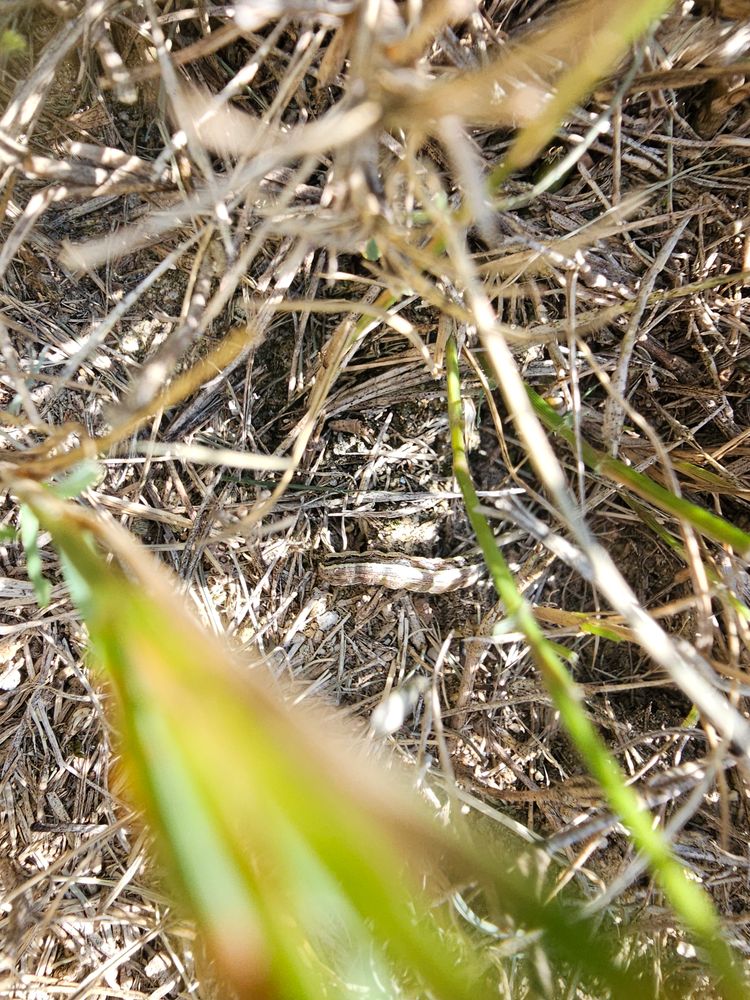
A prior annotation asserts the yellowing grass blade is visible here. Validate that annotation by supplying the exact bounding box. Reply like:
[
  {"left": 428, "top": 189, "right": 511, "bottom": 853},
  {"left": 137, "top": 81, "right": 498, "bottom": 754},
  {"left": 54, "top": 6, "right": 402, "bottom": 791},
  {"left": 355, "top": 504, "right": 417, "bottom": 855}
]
[
  {"left": 382, "top": 0, "right": 674, "bottom": 189},
  {"left": 497, "top": 0, "right": 675, "bottom": 180}
]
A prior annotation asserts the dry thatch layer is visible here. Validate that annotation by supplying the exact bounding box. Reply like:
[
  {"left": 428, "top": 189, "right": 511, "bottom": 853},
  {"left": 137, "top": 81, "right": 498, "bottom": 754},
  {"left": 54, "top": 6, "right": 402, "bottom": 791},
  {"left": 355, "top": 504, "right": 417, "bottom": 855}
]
[{"left": 1, "top": 1, "right": 750, "bottom": 996}]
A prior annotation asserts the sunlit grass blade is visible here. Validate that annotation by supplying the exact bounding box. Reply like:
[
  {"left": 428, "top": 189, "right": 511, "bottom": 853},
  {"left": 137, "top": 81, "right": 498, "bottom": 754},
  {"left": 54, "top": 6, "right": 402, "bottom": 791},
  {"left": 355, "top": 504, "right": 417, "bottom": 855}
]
[{"left": 13, "top": 327, "right": 253, "bottom": 479}]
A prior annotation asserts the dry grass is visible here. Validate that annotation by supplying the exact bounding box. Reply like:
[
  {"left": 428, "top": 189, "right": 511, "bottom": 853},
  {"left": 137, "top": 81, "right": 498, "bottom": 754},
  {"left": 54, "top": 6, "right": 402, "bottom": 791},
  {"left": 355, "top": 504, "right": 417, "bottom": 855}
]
[{"left": 2, "top": 0, "right": 750, "bottom": 996}]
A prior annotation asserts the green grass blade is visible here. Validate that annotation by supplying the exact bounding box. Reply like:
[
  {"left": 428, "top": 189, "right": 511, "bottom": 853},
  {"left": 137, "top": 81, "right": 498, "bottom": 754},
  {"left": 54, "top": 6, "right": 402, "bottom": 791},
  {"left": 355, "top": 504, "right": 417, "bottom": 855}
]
[
  {"left": 446, "top": 336, "right": 745, "bottom": 999},
  {"left": 528, "top": 386, "right": 750, "bottom": 557}
]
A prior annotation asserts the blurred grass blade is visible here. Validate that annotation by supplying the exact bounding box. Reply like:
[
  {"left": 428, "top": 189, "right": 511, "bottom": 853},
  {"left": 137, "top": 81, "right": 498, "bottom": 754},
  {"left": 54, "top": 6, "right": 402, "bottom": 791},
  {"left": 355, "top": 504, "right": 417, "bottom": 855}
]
[
  {"left": 381, "top": 0, "right": 673, "bottom": 198},
  {"left": 15, "top": 480, "right": 487, "bottom": 999},
  {"left": 12, "top": 478, "right": 674, "bottom": 998},
  {"left": 494, "top": 0, "right": 674, "bottom": 183},
  {"left": 19, "top": 504, "right": 51, "bottom": 607},
  {"left": 49, "top": 460, "right": 104, "bottom": 499}
]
